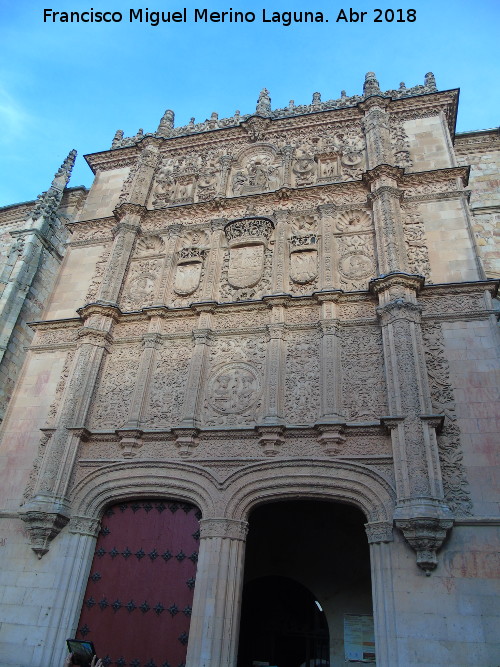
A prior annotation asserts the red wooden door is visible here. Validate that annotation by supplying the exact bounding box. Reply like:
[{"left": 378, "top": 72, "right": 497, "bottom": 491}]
[{"left": 77, "top": 500, "right": 200, "bottom": 667}]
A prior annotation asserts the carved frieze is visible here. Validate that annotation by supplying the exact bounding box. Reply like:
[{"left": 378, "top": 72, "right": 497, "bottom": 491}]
[{"left": 230, "top": 146, "right": 281, "bottom": 196}]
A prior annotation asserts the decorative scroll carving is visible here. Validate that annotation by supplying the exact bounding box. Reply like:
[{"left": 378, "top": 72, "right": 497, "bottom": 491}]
[
  {"left": 401, "top": 203, "right": 432, "bottom": 281},
  {"left": 285, "top": 331, "right": 320, "bottom": 425},
  {"left": 144, "top": 340, "right": 193, "bottom": 427},
  {"left": 341, "top": 326, "right": 387, "bottom": 420},
  {"left": 89, "top": 345, "right": 142, "bottom": 429},
  {"left": 84, "top": 248, "right": 111, "bottom": 303},
  {"left": 421, "top": 323, "right": 473, "bottom": 516}
]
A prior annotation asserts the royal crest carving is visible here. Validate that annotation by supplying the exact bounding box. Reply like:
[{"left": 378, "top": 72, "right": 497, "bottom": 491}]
[{"left": 289, "top": 234, "right": 318, "bottom": 285}]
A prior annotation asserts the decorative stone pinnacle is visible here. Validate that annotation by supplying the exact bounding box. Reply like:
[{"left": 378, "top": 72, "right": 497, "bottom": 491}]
[
  {"left": 29, "top": 149, "right": 77, "bottom": 221},
  {"left": 157, "top": 109, "right": 175, "bottom": 136},
  {"left": 424, "top": 72, "right": 437, "bottom": 90},
  {"left": 363, "top": 71, "right": 381, "bottom": 97},
  {"left": 256, "top": 88, "right": 272, "bottom": 116},
  {"left": 52, "top": 149, "right": 77, "bottom": 190}
]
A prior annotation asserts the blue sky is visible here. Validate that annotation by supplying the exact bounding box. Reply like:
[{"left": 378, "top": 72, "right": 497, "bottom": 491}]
[{"left": 0, "top": 0, "right": 499, "bottom": 205}]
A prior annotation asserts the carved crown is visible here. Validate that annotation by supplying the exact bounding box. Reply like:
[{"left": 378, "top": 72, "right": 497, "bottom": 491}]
[{"left": 224, "top": 217, "right": 274, "bottom": 247}]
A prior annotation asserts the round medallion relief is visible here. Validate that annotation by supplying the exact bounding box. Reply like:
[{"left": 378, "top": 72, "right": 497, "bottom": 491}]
[
  {"left": 339, "top": 252, "right": 374, "bottom": 279},
  {"left": 207, "top": 363, "right": 261, "bottom": 414}
]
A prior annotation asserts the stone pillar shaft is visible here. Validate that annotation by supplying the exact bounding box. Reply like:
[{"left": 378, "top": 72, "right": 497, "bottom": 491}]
[
  {"left": 372, "top": 274, "right": 453, "bottom": 572},
  {"left": 186, "top": 518, "right": 248, "bottom": 667}
]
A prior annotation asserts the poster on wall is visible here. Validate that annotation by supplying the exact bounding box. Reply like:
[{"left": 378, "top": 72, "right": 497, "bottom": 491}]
[{"left": 344, "top": 614, "right": 376, "bottom": 663}]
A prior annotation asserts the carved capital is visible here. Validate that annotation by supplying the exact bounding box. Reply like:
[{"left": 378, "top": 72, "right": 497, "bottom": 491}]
[
  {"left": 315, "top": 423, "right": 346, "bottom": 456},
  {"left": 76, "top": 326, "right": 113, "bottom": 348},
  {"left": 68, "top": 515, "right": 101, "bottom": 538},
  {"left": 142, "top": 332, "right": 163, "bottom": 349},
  {"left": 362, "top": 164, "right": 404, "bottom": 186},
  {"left": 369, "top": 272, "right": 424, "bottom": 296},
  {"left": 77, "top": 302, "right": 122, "bottom": 322},
  {"left": 358, "top": 96, "right": 391, "bottom": 112},
  {"left": 364, "top": 521, "right": 394, "bottom": 544},
  {"left": 376, "top": 299, "right": 423, "bottom": 324},
  {"left": 256, "top": 426, "right": 286, "bottom": 457},
  {"left": 116, "top": 429, "right": 144, "bottom": 458},
  {"left": 200, "top": 518, "right": 249, "bottom": 541},
  {"left": 113, "top": 203, "right": 146, "bottom": 223},
  {"left": 172, "top": 428, "right": 200, "bottom": 457}
]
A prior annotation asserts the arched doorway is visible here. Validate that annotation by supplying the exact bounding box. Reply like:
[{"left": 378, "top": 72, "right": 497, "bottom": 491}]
[
  {"left": 76, "top": 499, "right": 201, "bottom": 667},
  {"left": 238, "top": 500, "right": 373, "bottom": 667}
]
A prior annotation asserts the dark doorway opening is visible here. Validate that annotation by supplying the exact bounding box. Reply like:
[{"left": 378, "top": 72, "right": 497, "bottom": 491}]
[
  {"left": 238, "top": 500, "right": 372, "bottom": 667},
  {"left": 238, "top": 575, "right": 329, "bottom": 667}
]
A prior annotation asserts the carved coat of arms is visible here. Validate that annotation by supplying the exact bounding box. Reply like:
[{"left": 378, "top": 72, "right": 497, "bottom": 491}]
[
  {"left": 228, "top": 243, "right": 265, "bottom": 289},
  {"left": 174, "top": 261, "right": 203, "bottom": 295}
]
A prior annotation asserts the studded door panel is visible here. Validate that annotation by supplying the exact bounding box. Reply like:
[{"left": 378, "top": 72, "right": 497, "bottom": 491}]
[{"left": 77, "top": 500, "right": 200, "bottom": 667}]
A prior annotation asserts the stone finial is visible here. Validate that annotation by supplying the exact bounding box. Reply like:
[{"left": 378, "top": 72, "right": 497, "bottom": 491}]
[
  {"left": 256, "top": 88, "right": 271, "bottom": 116},
  {"left": 340, "top": 90, "right": 347, "bottom": 99},
  {"left": 424, "top": 72, "right": 437, "bottom": 90},
  {"left": 157, "top": 109, "right": 175, "bottom": 136},
  {"left": 112, "top": 129, "right": 124, "bottom": 148},
  {"left": 312, "top": 92, "right": 321, "bottom": 105},
  {"left": 210, "top": 111, "right": 218, "bottom": 120},
  {"left": 399, "top": 82, "right": 406, "bottom": 91},
  {"left": 363, "top": 71, "right": 381, "bottom": 97}
]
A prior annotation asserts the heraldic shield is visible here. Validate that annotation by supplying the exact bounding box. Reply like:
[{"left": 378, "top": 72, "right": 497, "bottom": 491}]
[
  {"left": 174, "top": 259, "right": 203, "bottom": 295},
  {"left": 228, "top": 243, "right": 265, "bottom": 289},
  {"left": 290, "top": 248, "right": 318, "bottom": 284}
]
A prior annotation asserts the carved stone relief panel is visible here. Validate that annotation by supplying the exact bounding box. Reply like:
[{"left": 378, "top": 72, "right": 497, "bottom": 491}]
[
  {"left": 229, "top": 145, "right": 282, "bottom": 197},
  {"left": 120, "top": 259, "right": 163, "bottom": 311},
  {"left": 45, "top": 350, "right": 75, "bottom": 427},
  {"left": 135, "top": 234, "right": 166, "bottom": 257},
  {"left": 114, "top": 320, "right": 150, "bottom": 339},
  {"left": 84, "top": 247, "right": 111, "bottom": 303},
  {"left": 202, "top": 334, "right": 266, "bottom": 427},
  {"left": 89, "top": 344, "right": 142, "bottom": 429},
  {"left": 213, "top": 308, "right": 270, "bottom": 330},
  {"left": 285, "top": 330, "right": 320, "bottom": 425},
  {"left": 337, "top": 233, "right": 377, "bottom": 291},
  {"left": 421, "top": 322, "right": 473, "bottom": 516},
  {"left": 288, "top": 212, "right": 319, "bottom": 295},
  {"left": 341, "top": 325, "right": 388, "bottom": 420},
  {"left": 143, "top": 339, "right": 193, "bottom": 428},
  {"left": 390, "top": 118, "right": 413, "bottom": 169},
  {"left": 401, "top": 203, "right": 432, "bottom": 281}
]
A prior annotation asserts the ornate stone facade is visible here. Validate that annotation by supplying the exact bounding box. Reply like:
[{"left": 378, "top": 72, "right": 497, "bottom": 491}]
[{"left": 0, "top": 72, "right": 499, "bottom": 667}]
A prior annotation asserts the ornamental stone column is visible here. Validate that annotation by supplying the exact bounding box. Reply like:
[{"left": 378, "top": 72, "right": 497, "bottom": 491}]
[
  {"left": 186, "top": 518, "right": 248, "bottom": 667},
  {"left": 258, "top": 297, "right": 287, "bottom": 455},
  {"left": 371, "top": 273, "right": 453, "bottom": 573},
  {"left": 118, "top": 316, "right": 164, "bottom": 455},
  {"left": 364, "top": 165, "right": 408, "bottom": 276},
  {"left": 20, "top": 303, "right": 117, "bottom": 557},
  {"left": 175, "top": 306, "right": 214, "bottom": 452},
  {"left": 314, "top": 292, "right": 346, "bottom": 455},
  {"left": 20, "top": 142, "right": 161, "bottom": 556}
]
